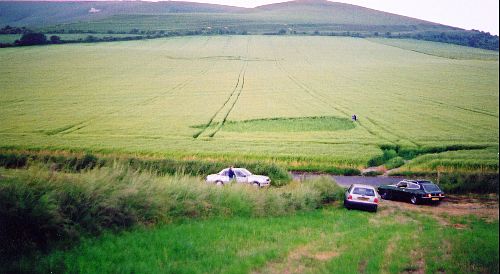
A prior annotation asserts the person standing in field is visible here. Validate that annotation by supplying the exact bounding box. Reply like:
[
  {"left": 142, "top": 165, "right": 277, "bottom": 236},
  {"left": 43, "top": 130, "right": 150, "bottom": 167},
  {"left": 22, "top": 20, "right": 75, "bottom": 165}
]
[
  {"left": 352, "top": 114, "right": 357, "bottom": 122},
  {"left": 228, "top": 166, "right": 236, "bottom": 181}
]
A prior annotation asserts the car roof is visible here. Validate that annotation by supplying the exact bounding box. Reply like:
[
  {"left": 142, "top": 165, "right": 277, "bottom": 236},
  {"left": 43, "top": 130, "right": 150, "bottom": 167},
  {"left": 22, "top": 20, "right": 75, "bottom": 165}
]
[
  {"left": 399, "top": 179, "right": 434, "bottom": 185},
  {"left": 222, "top": 168, "right": 249, "bottom": 171},
  {"left": 351, "top": 184, "right": 376, "bottom": 189}
]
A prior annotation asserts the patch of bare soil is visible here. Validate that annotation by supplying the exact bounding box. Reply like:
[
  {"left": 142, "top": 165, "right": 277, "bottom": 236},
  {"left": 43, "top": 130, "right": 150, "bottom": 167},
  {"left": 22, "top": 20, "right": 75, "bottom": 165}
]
[
  {"left": 357, "top": 259, "right": 367, "bottom": 273},
  {"left": 380, "top": 234, "right": 401, "bottom": 273},
  {"left": 379, "top": 195, "right": 499, "bottom": 225},
  {"left": 254, "top": 242, "right": 342, "bottom": 274},
  {"left": 312, "top": 251, "right": 340, "bottom": 261}
]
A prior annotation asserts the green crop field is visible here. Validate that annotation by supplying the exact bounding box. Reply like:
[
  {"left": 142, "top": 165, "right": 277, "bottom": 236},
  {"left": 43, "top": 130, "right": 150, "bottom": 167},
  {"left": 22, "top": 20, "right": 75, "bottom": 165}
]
[
  {"left": 0, "top": 36, "right": 498, "bottom": 171},
  {"left": 369, "top": 38, "right": 500, "bottom": 61},
  {"left": 0, "top": 34, "right": 20, "bottom": 44}
]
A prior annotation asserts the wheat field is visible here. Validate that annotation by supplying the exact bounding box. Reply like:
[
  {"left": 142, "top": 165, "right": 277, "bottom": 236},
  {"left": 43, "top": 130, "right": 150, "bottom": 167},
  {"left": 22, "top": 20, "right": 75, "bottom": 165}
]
[{"left": 0, "top": 36, "right": 498, "bottom": 170}]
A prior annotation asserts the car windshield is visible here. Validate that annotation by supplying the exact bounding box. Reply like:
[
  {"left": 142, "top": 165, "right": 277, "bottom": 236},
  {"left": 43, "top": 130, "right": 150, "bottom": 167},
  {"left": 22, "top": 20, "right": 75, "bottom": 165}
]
[
  {"left": 238, "top": 169, "right": 252, "bottom": 176},
  {"left": 352, "top": 187, "right": 375, "bottom": 196},
  {"left": 396, "top": 182, "right": 407, "bottom": 188},
  {"left": 422, "top": 183, "right": 441, "bottom": 192}
]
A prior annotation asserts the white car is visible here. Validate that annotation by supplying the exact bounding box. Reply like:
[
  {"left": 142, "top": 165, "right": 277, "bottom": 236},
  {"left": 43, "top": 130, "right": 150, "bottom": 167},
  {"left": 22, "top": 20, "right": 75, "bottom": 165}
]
[
  {"left": 206, "top": 168, "right": 271, "bottom": 187},
  {"left": 344, "top": 184, "right": 380, "bottom": 212}
]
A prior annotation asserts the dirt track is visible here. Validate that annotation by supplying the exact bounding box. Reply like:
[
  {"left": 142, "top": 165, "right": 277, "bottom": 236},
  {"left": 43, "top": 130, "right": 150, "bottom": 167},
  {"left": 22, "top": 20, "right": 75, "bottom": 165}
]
[{"left": 379, "top": 194, "right": 499, "bottom": 224}]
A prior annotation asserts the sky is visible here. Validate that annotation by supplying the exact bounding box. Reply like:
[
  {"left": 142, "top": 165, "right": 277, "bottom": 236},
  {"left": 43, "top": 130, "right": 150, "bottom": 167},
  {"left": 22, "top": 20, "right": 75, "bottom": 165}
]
[{"left": 181, "top": 0, "right": 499, "bottom": 35}]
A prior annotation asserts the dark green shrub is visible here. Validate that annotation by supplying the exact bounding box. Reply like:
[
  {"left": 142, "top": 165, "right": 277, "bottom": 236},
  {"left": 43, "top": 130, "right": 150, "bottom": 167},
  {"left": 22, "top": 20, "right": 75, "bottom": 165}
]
[
  {"left": 367, "top": 149, "right": 398, "bottom": 166},
  {"left": 307, "top": 177, "right": 345, "bottom": 203},
  {"left": 16, "top": 32, "right": 47, "bottom": 46},
  {"left": 385, "top": 156, "right": 405, "bottom": 169},
  {"left": 363, "top": 171, "right": 383, "bottom": 177},
  {"left": 288, "top": 165, "right": 361, "bottom": 176},
  {"left": 0, "top": 153, "right": 27, "bottom": 168},
  {"left": 438, "top": 173, "right": 499, "bottom": 194}
]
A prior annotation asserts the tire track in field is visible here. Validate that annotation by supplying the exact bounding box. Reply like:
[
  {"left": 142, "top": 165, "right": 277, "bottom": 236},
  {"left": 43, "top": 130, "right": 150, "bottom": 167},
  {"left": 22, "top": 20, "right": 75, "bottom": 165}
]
[
  {"left": 208, "top": 62, "right": 248, "bottom": 138},
  {"left": 52, "top": 61, "right": 216, "bottom": 136},
  {"left": 415, "top": 95, "right": 498, "bottom": 118},
  {"left": 362, "top": 40, "right": 499, "bottom": 119},
  {"left": 380, "top": 75, "right": 499, "bottom": 119},
  {"left": 287, "top": 41, "right": 434, "bottom": 145},
  {"left": 54, "top": 37, "right": 235, "bottom": 136},
  {"left": 275, "top": 41, "right": 410, "bottom": 145},
  {"left": 272, "top": 55, "right": 397, "bottom": 144},
  {"left": 194, "top": 37, "right": 251, "bottom": 139},
  {"left": 52, "top": 79, "right": 196, "bottom": 135},
  {"left": 192, "top": 62, "right": 247, "bottom": 138}
]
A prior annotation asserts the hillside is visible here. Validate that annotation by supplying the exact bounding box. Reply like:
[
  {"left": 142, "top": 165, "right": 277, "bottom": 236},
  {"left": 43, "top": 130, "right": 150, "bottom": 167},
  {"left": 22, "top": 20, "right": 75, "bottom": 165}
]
[
  {"left": 252, "top": 0, "right": 441, "bottom": 27},
  {"left": 0, "top": 0, "right": 453, "bottom": 32},
  {"left": 0, "top": 1, "right": 246, "bottom": 26}
]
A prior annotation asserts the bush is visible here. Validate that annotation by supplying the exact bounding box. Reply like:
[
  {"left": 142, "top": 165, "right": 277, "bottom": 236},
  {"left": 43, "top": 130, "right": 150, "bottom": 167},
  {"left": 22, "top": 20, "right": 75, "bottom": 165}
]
[
  {"left": 367, "top": 149, "right": 398, "bottom": 167},
  {"left": 438, "top": 173, "right": 499, "bottom": 194},
  {"left": 49, "top": 35, "right": 61, "bottom": 44},
  {"left": 16, "top": 32, "right": 47, "bottom": 46},
  {"left": 0, "top": 153, "right": 28, "bottom": 168},
  {"left": 363, "top": 171, "right": 383, "bottom": 177},
  {"left": 288, "top": 165, "right": 361, "bottom": 176},
  {"left": 385, "top": 156, "right": 405, "bottom": 170}
]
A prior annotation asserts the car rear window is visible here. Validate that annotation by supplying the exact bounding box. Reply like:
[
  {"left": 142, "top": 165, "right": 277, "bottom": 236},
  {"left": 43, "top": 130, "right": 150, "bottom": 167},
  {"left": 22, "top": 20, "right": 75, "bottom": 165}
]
[
  {"left": 352, "top": 188, "right": 375, "bottom": 196},
  {"left": 422, "top": 184, "right": 441, "bottom": 192}
]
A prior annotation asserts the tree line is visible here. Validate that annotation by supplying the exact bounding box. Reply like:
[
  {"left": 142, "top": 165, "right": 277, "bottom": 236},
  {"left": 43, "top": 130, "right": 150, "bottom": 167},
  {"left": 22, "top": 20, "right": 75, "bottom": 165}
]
[{"left": 1, "top": 25, "right": 498, "bottom": 51}]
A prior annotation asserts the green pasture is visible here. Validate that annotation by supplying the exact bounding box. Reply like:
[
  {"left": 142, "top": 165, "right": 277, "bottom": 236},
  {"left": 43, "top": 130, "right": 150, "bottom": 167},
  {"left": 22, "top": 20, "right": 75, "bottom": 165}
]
[
  {"left": 0, "top": 34, "right": 20, "bottom": 44},
  {"left": 0, "top": 36, "right": 498, "bottom": 170}
]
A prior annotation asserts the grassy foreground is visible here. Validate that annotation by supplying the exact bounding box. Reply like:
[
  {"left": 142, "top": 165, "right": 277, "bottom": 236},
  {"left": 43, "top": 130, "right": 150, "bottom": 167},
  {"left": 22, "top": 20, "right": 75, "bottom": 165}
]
[
  {"left": 1, "top": 165, "right": 498, "bottom": 273},
  {"left": 0, "top": 165, "right": 342, "bottom": 270},
  {"left": 26, "top": 204, "right": 500, "bottom": 274}
]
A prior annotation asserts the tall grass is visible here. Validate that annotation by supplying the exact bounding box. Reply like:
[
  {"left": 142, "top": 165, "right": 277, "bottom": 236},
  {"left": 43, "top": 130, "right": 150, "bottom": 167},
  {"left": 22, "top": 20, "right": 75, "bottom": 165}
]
[
  {"left": 0, "top": 165, "right": 343, "bottom": 266},
  {"left": 0, "top": 150, "right": 291, "bottom": 185}
]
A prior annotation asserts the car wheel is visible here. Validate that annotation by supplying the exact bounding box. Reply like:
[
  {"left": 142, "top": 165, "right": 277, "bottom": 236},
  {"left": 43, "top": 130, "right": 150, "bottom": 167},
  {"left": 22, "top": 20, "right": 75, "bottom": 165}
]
[
  {"left": 215, "top": 181, "right": 224, "bottom": 186},
  {"left": 252, "top": 182, "right": 260, "bottom": 187},
  {"left": 343, "top": 200, "right": 351, "bottom": 210},
  {"left": 410, "top": 195, "right": 419, "bottom": 205},
  {"left": 380, "top": 191, "right": 391, "bottom": 200}
]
